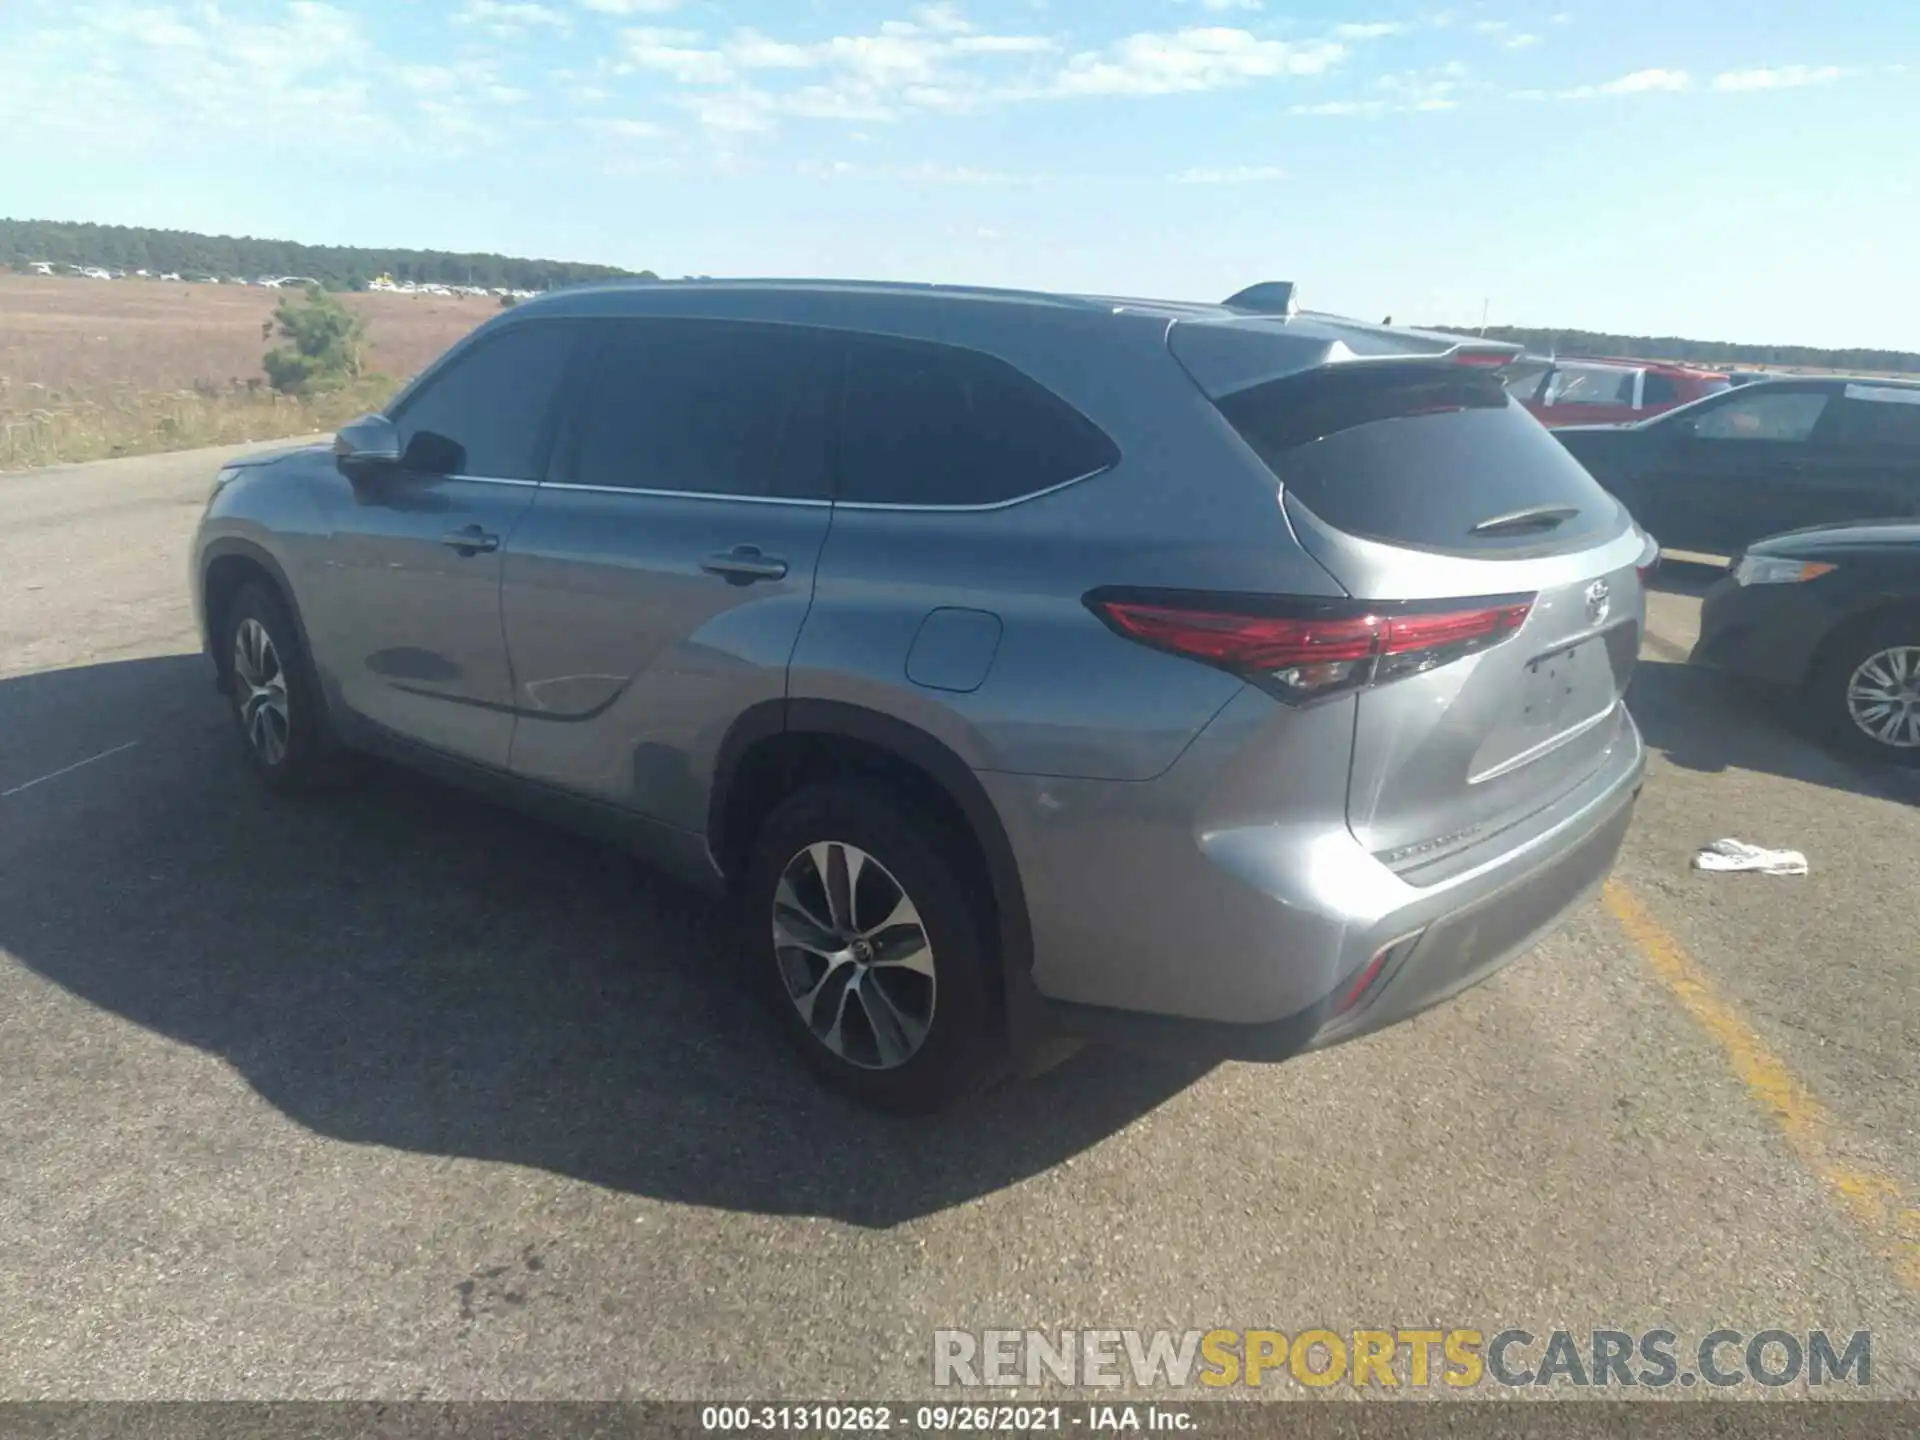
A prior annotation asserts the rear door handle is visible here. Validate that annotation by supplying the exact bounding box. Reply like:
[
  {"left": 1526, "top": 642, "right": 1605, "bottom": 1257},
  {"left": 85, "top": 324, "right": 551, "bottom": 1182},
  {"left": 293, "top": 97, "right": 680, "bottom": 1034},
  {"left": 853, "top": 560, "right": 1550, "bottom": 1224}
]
[
  {"left": 441, "top": 525, "right": 499, "bottom": 556},
  {"left": 700, "top": 546, "right": 789, "bottom": 585}
]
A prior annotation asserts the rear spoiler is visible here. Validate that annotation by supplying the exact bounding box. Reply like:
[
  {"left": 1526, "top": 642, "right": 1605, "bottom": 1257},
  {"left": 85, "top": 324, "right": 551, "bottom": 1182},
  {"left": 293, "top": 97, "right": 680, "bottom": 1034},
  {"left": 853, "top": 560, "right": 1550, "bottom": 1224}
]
[{"left": 1174, "top": 313, "right": 1527, "bottom": 401}]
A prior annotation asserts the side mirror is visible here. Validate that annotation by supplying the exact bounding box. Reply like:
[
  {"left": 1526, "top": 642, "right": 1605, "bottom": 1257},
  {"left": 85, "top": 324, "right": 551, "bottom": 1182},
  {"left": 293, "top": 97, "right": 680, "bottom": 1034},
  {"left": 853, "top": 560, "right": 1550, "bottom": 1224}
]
[{"left": 333, "top": 414, "right": 401, "bottom": 476}]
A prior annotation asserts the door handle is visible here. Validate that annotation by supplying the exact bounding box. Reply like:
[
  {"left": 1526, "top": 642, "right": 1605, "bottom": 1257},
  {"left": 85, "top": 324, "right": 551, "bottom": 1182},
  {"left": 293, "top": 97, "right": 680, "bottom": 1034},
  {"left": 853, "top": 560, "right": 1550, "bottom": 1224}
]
[
  {"left": 441, "top": 525, "right": 499, "bottom": 556},
  {"left": 700, "top": 546, "right": 789, "bottom": 585}
]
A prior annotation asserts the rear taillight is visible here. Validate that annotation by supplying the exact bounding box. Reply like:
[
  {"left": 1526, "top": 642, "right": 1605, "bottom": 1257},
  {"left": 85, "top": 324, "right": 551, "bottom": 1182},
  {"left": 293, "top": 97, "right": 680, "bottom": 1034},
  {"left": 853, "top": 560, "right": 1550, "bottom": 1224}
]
[{"left": 1088, "top": 591, "right": 1533, "bottom": 702}]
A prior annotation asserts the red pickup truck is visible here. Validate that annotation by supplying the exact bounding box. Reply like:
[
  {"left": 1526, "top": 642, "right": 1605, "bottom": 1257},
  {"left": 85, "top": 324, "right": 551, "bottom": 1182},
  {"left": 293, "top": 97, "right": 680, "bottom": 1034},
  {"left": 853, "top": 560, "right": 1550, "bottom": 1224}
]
[{"left": 1506, "top": 357, "right": 1730, "bottom": 427}]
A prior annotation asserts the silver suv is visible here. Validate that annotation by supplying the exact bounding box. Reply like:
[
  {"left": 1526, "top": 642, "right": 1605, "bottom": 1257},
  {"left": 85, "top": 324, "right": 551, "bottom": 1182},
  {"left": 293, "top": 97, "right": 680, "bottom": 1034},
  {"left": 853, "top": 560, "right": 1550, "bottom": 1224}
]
[{"left": 193, "top": 279, "right": 1649, "bottom": 1113}]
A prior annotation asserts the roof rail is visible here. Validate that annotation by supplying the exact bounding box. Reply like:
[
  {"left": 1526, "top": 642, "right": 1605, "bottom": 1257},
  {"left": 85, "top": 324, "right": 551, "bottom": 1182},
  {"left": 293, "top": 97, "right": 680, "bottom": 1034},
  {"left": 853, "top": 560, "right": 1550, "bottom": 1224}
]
[{"left": 1222, "top": 281, "right": 1298, "bottom": 317}]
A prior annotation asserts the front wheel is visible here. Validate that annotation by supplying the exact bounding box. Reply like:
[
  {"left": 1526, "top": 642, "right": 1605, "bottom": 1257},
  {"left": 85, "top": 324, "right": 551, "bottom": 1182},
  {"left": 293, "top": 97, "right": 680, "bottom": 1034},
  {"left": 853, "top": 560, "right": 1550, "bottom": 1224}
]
[
  {"left": 1810, "top": 617, "right": 1920, "bottom": 767},
  {"left": 220, "top": 582, "right": 352, "bottom": 792},
  {"left": 741, "top": 784, "right": 1001, "bottom": 1114}
]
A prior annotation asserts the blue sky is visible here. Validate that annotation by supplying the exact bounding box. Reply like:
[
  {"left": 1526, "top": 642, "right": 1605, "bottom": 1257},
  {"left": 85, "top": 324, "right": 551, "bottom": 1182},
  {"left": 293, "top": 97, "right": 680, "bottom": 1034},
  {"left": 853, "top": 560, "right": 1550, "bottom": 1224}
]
[{"left": 4, "top": 1, "right": 1915, "bottom": 348}]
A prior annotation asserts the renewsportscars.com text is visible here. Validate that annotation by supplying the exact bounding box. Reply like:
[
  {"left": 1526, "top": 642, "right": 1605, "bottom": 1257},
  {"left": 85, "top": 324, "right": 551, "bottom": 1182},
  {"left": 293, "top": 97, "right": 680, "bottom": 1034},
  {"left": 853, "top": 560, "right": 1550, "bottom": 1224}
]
[{"left": 932, "top": 1328, "right": 1871, "bottom": 1391}]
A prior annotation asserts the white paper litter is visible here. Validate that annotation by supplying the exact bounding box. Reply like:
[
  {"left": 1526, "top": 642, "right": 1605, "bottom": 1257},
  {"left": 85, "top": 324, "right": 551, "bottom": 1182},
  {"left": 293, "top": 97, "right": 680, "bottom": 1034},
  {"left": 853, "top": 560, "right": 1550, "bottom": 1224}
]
[{"left": 1691, "top": 838, "right": 1809, "bottom": 876}]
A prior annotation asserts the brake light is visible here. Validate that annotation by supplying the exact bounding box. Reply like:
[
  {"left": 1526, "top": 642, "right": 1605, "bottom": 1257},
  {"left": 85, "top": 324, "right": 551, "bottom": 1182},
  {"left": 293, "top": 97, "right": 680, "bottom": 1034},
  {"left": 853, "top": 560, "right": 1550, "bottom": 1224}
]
[
  {"left": 1088, "top": 592, "right": 1533, "bottom": 702},
  {"left": 1449, "top": 348, "right": 1518, "bottom": 369}
]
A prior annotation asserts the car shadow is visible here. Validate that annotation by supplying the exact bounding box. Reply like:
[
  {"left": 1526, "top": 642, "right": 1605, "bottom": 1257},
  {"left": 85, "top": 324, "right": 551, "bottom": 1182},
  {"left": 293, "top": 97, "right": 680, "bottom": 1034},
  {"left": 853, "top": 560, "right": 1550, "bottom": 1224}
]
[
  {"left": 0, "top": 655, "right": 1213, "bottom": 1229},
  {"left": 1627, "top": 657, "right": 1916, "bottom": 805}
]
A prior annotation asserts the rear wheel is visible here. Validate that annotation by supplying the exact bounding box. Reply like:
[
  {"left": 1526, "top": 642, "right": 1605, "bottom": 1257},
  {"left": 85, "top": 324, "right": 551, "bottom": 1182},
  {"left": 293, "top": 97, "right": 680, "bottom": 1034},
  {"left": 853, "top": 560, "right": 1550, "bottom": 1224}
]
[
  {"left": 1810, "top": 616, "right": 1920, "bottom": 767},
  {"left": 219, "top": 582, "right": 352, "bottom": 792},
  {"left": 741, "top": 784, "right": 1000, "bottom": 1114}
]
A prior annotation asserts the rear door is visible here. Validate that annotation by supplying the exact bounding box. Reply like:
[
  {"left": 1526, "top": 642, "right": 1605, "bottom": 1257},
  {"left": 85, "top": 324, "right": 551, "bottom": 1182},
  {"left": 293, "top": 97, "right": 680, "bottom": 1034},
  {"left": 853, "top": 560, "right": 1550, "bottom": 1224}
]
[
  {"left": 1210, "top": 359, "right": 1644, "bottom": 871},
  {"left": 499, "top": 317, "right": 837, "bottom": 831},
  {"left": 1814, "top": 385, "right": 1920, "bottom": 524},
  {"left": 1636, "top": 385, "right": 1834, "bottom": 553}
]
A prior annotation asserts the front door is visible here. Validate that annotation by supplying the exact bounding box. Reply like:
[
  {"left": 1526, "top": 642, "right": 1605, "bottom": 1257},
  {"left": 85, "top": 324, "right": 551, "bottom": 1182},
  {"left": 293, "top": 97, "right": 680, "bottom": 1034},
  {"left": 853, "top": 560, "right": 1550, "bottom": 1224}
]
[
  {"left": 318, "top": 319, "right": 577, "bottom": 766},
  {"left": 500, "top": 317, "right": 839, "bottom": 832}
]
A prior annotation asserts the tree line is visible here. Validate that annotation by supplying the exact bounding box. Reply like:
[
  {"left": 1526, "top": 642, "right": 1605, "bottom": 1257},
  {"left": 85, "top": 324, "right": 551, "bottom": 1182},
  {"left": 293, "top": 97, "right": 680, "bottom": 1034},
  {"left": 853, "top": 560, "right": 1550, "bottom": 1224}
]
[
  {"left": 1446, "top": 324, "right": 1920, "bottom": 376},
  {"left": 1, "top": 218, "right": 649, "bottom": 291}
]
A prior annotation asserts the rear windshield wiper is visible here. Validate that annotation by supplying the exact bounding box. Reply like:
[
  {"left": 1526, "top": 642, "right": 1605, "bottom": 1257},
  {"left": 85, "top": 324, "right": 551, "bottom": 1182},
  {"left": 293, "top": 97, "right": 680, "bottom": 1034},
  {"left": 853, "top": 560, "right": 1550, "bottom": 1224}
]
[{"left": 1469, "top": 504, "right": 1580, "bottom": 536}]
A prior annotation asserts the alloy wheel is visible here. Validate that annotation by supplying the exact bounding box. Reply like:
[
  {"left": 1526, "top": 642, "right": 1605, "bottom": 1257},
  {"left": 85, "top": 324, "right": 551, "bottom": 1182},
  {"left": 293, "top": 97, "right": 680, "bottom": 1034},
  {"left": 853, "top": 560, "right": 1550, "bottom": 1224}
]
[
  {"left": 771, "top": 841, "right": 937, "bottom": 1071},
  {"left": 1846, "top": 645, "right": 1920, "bottom": 751},
  {"left": 232, "top": 617, "right": 291, "bottom": 766}
]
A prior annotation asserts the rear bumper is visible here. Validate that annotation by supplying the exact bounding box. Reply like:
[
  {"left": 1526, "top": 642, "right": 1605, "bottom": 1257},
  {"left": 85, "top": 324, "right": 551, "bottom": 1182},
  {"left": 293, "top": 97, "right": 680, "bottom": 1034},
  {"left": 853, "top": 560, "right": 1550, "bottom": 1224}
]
[
  {"left": 991, "top": 698, "right": 1645, "bottom": 1063},
  {"left": 1690, "top": 576, "right": 1830, "bottom": 688}
]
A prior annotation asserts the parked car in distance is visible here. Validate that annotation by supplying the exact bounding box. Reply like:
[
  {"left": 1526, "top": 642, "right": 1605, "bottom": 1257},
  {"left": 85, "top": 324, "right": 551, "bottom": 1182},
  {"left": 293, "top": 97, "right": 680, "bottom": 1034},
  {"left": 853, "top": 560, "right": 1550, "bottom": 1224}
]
[
  {"left": 1692, "top": 521, "right": 1920, "bottom": 765},
  {"left": 1507, "top": 357, "right": 1730, "bottom": 428},
  {"left": 1555, "top": 376, "right": 1920, "bottom": 558},
  {"left": 193, "top": 278, "right": 1649, "bottom": 1113}
]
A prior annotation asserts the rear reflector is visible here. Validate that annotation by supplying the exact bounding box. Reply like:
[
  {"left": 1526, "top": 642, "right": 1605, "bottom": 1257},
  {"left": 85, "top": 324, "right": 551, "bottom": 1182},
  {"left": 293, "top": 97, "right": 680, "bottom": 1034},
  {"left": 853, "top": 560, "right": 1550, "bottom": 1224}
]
[
  {"left": 1088, "top": 591, "right": 1533, "bottom": 702},
  {"left": 1331, "top": 934, "right": 1421, "bottom": 1018}
]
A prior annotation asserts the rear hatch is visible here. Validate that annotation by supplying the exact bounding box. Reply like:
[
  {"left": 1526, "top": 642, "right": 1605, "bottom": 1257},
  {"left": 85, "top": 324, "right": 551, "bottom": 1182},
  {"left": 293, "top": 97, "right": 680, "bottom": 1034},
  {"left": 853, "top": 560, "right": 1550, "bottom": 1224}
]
[{"left": 1185, "top": 333, "right": 1645, "bottom": 875}]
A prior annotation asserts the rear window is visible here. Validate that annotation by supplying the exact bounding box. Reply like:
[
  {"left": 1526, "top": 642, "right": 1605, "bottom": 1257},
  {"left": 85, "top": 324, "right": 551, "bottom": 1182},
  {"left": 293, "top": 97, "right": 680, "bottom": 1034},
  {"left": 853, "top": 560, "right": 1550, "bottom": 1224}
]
[{"left": 1213, "top": 362, "right": 1624, "bottom": 556}]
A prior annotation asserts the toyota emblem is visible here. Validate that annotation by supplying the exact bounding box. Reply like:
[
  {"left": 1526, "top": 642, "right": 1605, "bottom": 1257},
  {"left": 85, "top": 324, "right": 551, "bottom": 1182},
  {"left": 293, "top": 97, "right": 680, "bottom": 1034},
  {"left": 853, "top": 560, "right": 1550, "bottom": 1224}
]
[{"left": 1585, "top": 579, "right": 1612, "bottom": 625}]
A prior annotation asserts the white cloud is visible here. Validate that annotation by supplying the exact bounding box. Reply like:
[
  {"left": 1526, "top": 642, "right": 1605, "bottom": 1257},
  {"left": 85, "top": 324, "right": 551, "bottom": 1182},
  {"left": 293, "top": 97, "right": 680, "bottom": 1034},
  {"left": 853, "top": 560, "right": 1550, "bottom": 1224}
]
[
  {"left": 585, "top": 116, "right": 669, "bottom": 138},
  {"left": 1193, "top": 0, "right": 1262, "bottom": 10},
  {"left": 1335, "top": 22, "right": 1403, "bottom": 39},
  {"left": 622, "top": 27, "right": 735, "bottom": 84},
  {"left": 3, "top": 2, "right": 409, "bottom": 154},
  {"left": 676, "top": 87, "right": 780, "bottom": 132},
  {"left": 1052, "top": 27, "right": 1348, "bottom": 96},
  {"left": 952, "top": 34, "right": 1056, "bottom": 54},
  {"left": 802, "top": 159, "right": 1021, "bottom": 183},
  {"left": 912, "top": 3, "right": 974, "bottom": 34},
  {"left": 1290, "top": 98, "right": 1387, "bottom": 115},
  {"left": 1170, "top": 164, "right": 1285, "bottom": 183},
  {"left": 1506, "top": 33, "right": 1540, "bottom": 50},
  {"left": 727, "top": 28, "right": 817, "bottom": 69},
  {"left": 581, "top": 0, "right": 680, "bottom": 13},
  {"left": 1599, "top": 67, "right": 1691, "bottom": 93},
  {"left": 1713, "top": 64, "right": 1844, "bottom": 91},
  {"left": 458, "top": 0, "right": 571, "bottom": 38},
  {"left": 1550, "top": 67, "right": 1691, "bottom": 99}
]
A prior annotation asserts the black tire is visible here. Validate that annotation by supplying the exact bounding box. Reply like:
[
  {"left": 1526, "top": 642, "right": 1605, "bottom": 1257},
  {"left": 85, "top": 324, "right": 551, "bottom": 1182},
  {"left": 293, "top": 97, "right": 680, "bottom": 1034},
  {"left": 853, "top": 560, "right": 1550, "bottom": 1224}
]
[
  {"left": 740, "top": 783, "right": 1002, "bottom": 1115},
  {"left": 1808, "top": 614, "right": 1920, "bottom": 768},
  {"left": 219, "top": 581, "right": 354, "bottom": 793}
]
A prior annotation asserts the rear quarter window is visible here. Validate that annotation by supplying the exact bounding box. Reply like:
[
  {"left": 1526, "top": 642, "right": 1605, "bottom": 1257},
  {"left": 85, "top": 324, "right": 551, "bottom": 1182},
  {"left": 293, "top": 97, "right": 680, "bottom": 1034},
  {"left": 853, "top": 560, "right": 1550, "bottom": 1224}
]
[
  {"left": 1214, "top": 362, "right": 1625, "bottom": 556},
  {"left": 834, "top": 335, "right": 1119, "bottom": 506}
]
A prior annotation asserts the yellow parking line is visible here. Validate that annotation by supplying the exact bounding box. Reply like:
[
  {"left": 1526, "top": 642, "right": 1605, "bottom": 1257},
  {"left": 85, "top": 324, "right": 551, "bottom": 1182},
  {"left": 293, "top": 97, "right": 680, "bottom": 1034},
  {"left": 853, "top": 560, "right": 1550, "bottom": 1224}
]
[{"left": 1603, "top": 879, "right": 1920, "bottom": 1290}]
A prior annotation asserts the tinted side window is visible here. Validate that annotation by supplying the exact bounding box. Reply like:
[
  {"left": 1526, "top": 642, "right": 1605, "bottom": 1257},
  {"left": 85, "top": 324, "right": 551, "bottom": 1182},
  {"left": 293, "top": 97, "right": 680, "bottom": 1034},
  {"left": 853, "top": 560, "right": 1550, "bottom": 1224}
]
[
  {"left": 391, "top": 321, "right": 576, "bottom": 479},
  {"left": 835, "top": 336, "right": 1118, "bottom": 506},
  {"left": 554, "top": 320, "right": 834, "bottom": 498},
  {"left": 1641, "top": 372, "right": 1678, "bottom": 406},
  {"left": 1692, "top": 390, "right": 1829, "bottom": 442},
  {"left": 1832, "top": 390, "right": 1920, "bottom": 448}
]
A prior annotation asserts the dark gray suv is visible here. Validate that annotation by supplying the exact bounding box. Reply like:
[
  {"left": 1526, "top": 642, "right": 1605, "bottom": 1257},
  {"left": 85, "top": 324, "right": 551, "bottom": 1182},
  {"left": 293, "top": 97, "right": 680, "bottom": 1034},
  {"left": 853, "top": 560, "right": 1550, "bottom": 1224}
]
[{"left": 192, "top": 279, "right": 1649, "bottom": 1112}]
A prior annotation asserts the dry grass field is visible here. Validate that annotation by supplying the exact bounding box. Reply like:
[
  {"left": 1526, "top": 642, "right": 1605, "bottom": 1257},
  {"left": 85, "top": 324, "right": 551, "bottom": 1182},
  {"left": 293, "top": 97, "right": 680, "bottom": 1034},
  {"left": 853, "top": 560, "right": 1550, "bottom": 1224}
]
[{"left": 0, "top": 274, "right": 496, "bottom": 469}]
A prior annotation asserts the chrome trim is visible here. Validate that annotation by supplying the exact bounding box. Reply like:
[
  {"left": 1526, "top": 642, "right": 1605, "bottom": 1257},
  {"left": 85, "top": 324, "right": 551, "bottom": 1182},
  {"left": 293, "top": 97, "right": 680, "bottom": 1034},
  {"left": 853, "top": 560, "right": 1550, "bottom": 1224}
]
[
  {"left": 538, "top": 482, "right": 831, "bottom": 507},
  {"left": 1470, "top": 699, "right": 1621, "bottom": 785},
  {"left": 445, "top": 474, "right": 540, "bottom": 489},
  {"left": 514, "top": 465, "right": 1117, "bottom": 512},
  {"left": 833, "top": 464, "right": 1116, "bottom": 514}
]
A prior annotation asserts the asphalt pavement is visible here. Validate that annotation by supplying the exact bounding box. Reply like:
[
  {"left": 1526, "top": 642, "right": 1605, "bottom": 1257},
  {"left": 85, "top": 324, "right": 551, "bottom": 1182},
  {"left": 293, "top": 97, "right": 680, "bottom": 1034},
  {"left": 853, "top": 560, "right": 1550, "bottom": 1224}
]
[{"left": 1, "top": 444, "right": 1916, "bottom": 1401}]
